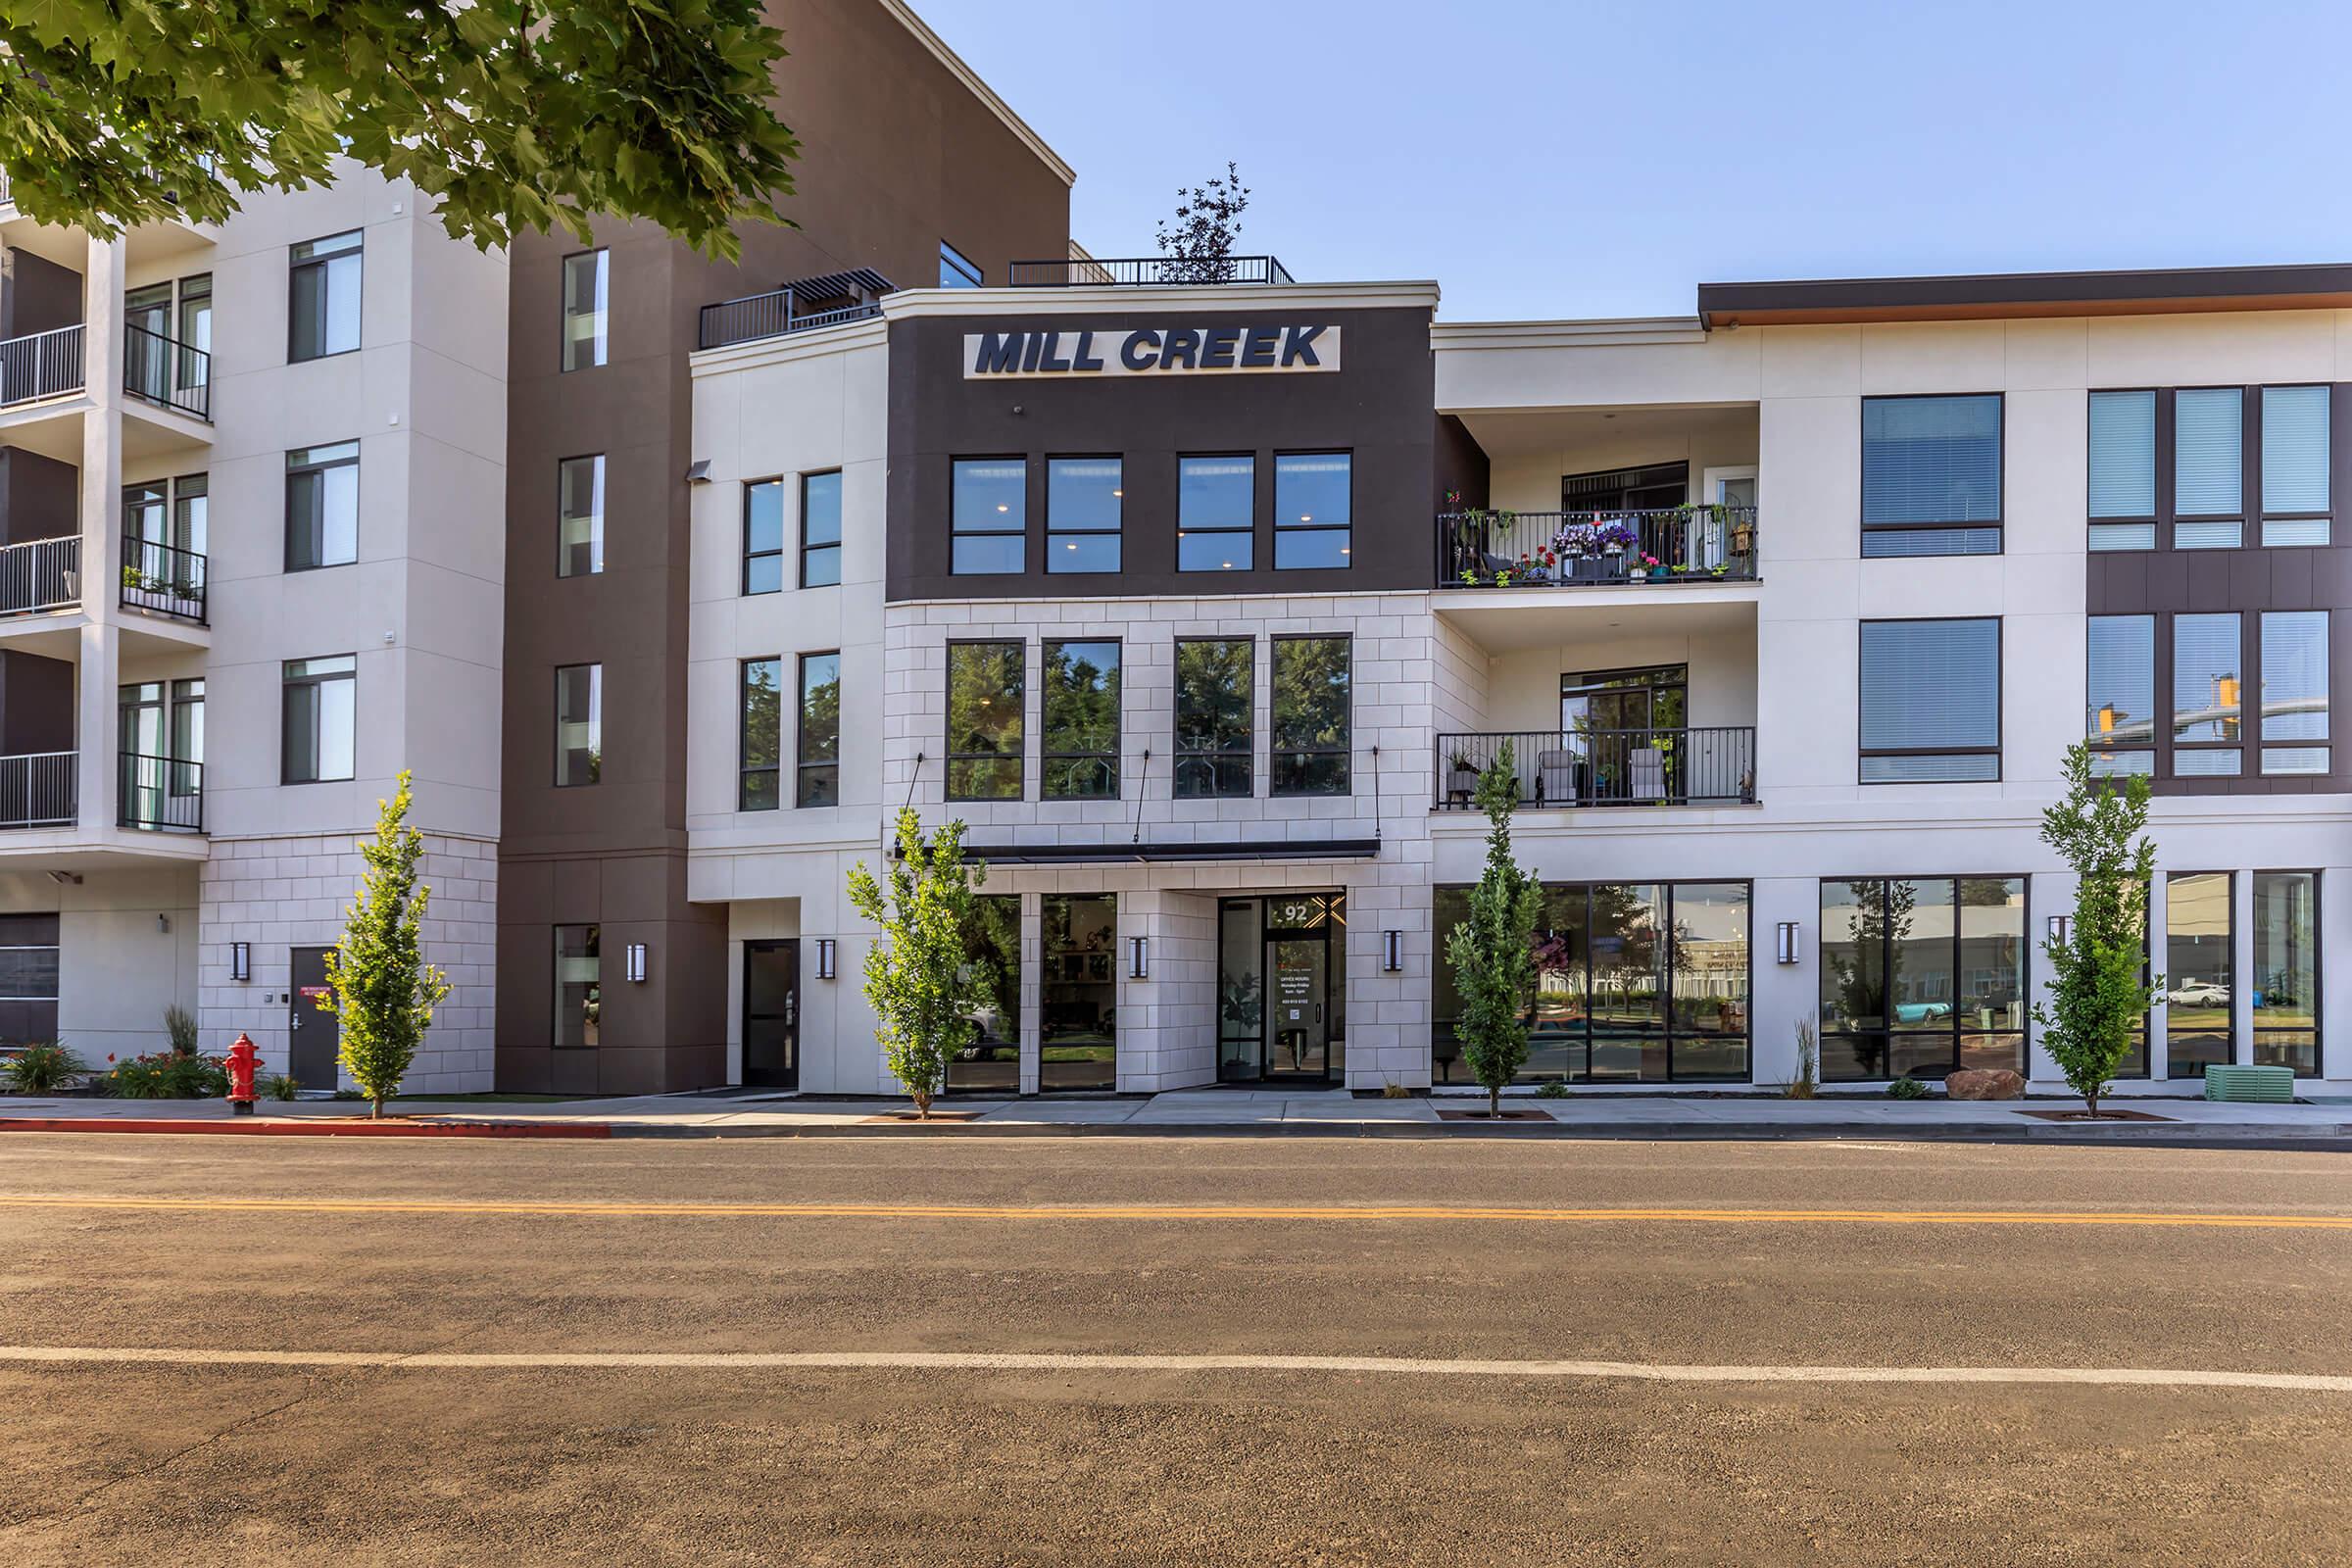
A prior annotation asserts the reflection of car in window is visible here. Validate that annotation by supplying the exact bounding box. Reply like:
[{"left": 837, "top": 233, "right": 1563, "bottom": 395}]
[
  {"left": 1892, "top": 1002, "right": 1951, "bottom": 1024},
  {"left": 2167, "top": 981, "right": 2230, "bottom": 1007}
]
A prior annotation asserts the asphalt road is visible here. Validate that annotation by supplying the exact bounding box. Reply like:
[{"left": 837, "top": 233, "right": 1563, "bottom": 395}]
[{"left": 0, "top": 1134, "right": 2348, "bottom": 1566}]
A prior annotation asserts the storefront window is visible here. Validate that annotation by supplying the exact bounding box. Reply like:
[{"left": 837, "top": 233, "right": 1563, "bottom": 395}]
[
  {"left": 1041, "top": 895, "right": 1115, "bottom": 1090},
  {"left": 2165, "top": 872, "right": 2232, "bottom": 1078},
  {"left": 2252, "top": 871, "right": 2317, "bottom": 1076},
  {"left": 953, "top": 895, "right": 1020, "bottom": 1092},
  {"left": 1821, "top": 877, "right": 2024, "bottom": 1081}
]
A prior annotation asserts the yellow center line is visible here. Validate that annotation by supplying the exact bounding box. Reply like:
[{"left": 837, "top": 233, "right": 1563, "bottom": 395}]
[{"left": 0, "top": 1195, "right": 2346, "bottom": 1229}]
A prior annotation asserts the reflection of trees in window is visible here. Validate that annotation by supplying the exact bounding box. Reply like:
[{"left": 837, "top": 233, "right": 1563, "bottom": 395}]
[
  {"left": 739, "top": 658, "right": 780, "bottom": 810},
  {"left": 796, "top": 653, "right": 840, "bottom": 808},
  {"left": 952, "top": 895, "right": 1022, "bottom": 1091},
  {"left": 1042, "top": 640, "right": 1119, "bottom": 800},
  {"left": 1271, "top": 636, "right": 1348, "bottom": 796},
  {"left": 946, "top": 642, "right": 1024, "bottom": 800},
  {"left": 1825, "top": 878, "right": 1911, "bottom": 1077},
  {"left": 1175, "top": 638, "right": 1252, "bottom": 799},
  {"left": 1822, "top": 876, "right": 2027, "bottom": 1080}
]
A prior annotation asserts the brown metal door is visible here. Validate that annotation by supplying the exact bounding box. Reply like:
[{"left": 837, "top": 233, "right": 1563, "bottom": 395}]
[{"left": 289, "top": 946, "right": 340, "bottom": 1089}]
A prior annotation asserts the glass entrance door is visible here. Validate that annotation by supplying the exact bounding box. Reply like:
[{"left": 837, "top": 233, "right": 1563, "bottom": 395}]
[
  {"left": 1266, "top": 938, "right": 1329, "bottom": 1077},
  {"left": 742, "top": 939, "right": 799, "bottom": 1088},
  {"left": 1217, "top": 893, "right": 1345, "bottom": 1082}
]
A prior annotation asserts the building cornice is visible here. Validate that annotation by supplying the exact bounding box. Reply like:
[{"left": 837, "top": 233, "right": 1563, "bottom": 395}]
[
  {"left": 1431, "top": 318, "right": 1708, "bottom": 351},
  {"left": 880, "top": 280, "right": 1442, "bottom": 319},
  {"left": 875, "top": 0, "right": 1076, "bottom": 188},
  {"left": 688, "top": 312, "right": 888, "bottom": 376}
]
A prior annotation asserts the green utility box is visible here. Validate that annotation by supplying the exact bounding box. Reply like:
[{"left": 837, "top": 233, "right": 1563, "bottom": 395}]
[{"left": 2204, "top": 1065, "right": 2297, "bottom": 1102}]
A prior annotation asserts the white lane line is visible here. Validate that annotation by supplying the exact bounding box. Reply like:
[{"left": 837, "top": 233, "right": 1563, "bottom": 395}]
[{"left": 0, "top": 1346, "right": 2345, "bottom": 1393}]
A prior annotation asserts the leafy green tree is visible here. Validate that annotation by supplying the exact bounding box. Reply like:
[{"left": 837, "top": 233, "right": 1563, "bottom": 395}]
[
  {"left": 2033, "top": 743, "right": 2163, "bottom": 1117},
  {"left": 1444, "top": 746, "right": 1544, "bottom": 1115},
  {"left": 318, "top": 770, "right": 450, "bottom": 1118},
  {"left": 1154, "top": 161, "right": 1250, "bottom": 283},
  {"left": 0, "top": 0, "right": 800, "bottom": 258},
  {"left": 847, "top": 808, "right": 995, "bottom": 1118}
]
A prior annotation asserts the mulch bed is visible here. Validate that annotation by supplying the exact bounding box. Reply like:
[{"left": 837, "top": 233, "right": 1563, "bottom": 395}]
[
  {"left": 2015, "top": 1107, "right": 2178, "bottom": 1123},
  {"left": 858, "top": 1111, "right": 987, "bottom": 1124},
  {"left": 1432, "top": 1108, "right": 1556, "bottom": 1122}
]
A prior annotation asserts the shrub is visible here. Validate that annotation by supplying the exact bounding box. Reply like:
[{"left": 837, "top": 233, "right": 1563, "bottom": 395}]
[
  {"left": 263, "top": 1073, "right": 302, "bottom": 1102},
  {"left": 1785, "top": 1017, "right": 1819, "bottom": 1100},
  {"left": 1886, "top": 1075, "right": 1930, "bottom": 1101},
  {"left": 2, "top": 1042, "right": 90, "bottom": 1094},
  {"left": 1380, "top": 1080, "right": 1411, "bottom": 1100},
  {"left": 1535, "top": 1081, "right": 1570, "bottom": 1100},
  {"left": 101, "top": 1050, "right": 229, "bottom": 1099},
  {"left": 164, "top": 1003, "right": 200, "bottom": 1058}
]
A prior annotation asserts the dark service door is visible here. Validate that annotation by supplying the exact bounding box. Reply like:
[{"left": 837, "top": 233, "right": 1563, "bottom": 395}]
[
  {"left": 743, "top": 940, "right": 800, "bottom": 1089},
  {"left": 289, "top": 946, "right": 340, "bottom": 1089}
]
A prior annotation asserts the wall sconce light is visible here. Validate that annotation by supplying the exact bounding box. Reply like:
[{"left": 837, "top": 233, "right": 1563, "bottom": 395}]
[
  {"left": 1128, "top": 935, "right": 1149, "bottom": 980},
  {"left": 1383, "top": 930, "right": 1402, "bottom": 973},
  {"left": 230, "top": 941, "right": 251, "bottom": 982},
  {"left": 157, "top": 914, "right": 171, "bottom": 934},
  {"left": 2048, "top": 914, "right": 2073, "bottom": 945},
  {"left": 625, "top": 943, "right": 649, "bottom": 984},
  {"left": 1775, "top": 922, "right": 1801, "bottom": 965},
  {"left": 816, "top": 938, "right": 837, "bottom": 980}
]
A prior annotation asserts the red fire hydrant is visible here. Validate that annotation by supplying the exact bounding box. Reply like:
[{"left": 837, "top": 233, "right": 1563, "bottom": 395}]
[{"left": 225, "top": 1032, "right": 259, "bottom": 1116}]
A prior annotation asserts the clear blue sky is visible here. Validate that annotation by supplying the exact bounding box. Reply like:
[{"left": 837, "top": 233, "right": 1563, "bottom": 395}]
[{"left": 906, "top": 0, "right": 2352, "bottom": 320}]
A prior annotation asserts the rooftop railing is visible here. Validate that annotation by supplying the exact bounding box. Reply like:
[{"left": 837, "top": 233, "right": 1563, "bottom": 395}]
[
  {"left": 1007, "top": 255, "right": 1294, "bottom": 287},
  {"left": 1439, "top": 506, "right": 1758, "bottom": 589},
  {"left": 698, "top": 290, "right": 882, "bottom": 351}
]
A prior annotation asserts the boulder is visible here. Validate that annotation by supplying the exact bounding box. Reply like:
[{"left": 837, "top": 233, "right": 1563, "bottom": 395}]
[{"left": 1944, "top": 1067, "right": 2025, "bottom": 1101}]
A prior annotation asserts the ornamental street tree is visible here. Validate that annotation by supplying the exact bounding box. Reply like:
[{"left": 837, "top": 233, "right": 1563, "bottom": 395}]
[
  {"left": 2032, "top": 743, "right": 2163, "bottom": 1118},
  {"left": 1444, "top": 745, "right": 1544, "bottom": 1116},
  {"left": 0, "top": 0, "right": 801, "bottom": 258},
  {"left": 847, "top": 808, "right": 995, "bottom": 1119},
  {"left": 318, "top": 770, "right": 451, "bottom": 1118}
]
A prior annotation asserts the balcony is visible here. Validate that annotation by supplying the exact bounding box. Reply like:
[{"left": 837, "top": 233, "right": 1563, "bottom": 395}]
[
  {"left": 1008, "top": 255, "right": 1294, "bottom": 287},
  {"left": 119, "top": 752, "right": 202, "bottom": 833},
  {"left": 122, "top": 324, "right": 210, "bottom": 420},
  {"left": 1435, "top": 728, "right": 1757, "bottom": 810},
  {"left": 0, "top": 751, "right": 75, "bottom": 828},
  {"left": 0, "top": 325, "right": 86, "bottom": 411},
  {"left": 698, "top": 267, "right": 893, "bottom": 352},
  {"left": 120, "top": 536, "right": 206, "bottom": 623},
  {"left": 0, "top": 536, "right": 78, "bottom": 615},
  {"left": 1439, "top": 507, "right": 1757, "bottom": 590}
]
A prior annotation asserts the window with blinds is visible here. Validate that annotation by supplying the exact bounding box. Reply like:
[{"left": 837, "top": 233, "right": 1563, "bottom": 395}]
[
  {"left": 2260, "top": 610, "right": 2329, "bottom": 775},
  {"left": 1861, "top": 395, "right": 2001, "bottom": 557},
  {"left": 2173, "top": 388, "right": 2243, "bottom": 548},
  {"left": 1858, "top": 618, "right": 2000, "bottom": 782},
  {"left": 2261, "top": 386, "right": 2330, "bottom": 545},
  {"left": 2088, "top": 390, "right": 2156, "bottom": 552}
]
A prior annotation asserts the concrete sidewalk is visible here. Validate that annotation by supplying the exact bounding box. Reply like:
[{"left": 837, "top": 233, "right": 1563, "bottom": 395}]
[{"left": 2, "top": 1087, "right": 2350, "bottom": 1142}]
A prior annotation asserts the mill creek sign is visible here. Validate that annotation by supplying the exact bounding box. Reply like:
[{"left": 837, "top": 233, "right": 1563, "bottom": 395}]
[{"left": 961, "top": 324, "right": 1341, "bottom": 378}]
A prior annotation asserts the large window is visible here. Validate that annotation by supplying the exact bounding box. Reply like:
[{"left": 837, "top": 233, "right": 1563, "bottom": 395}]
[
  {"left": 1041, "top": 640, "right": 1119, "bottom": 800},
  {"left": 1270, "top": 636, "right": 1349, "bottom": 796},
  {"left": 562, "top": 250, "right": 609, "bottom": 370},
  {"left": 743, "top": 478, "right": 784, "bottom": 594},
  {"left": 559, "top": 455, "right": 604, "bottom": 577},
  {"left": 2086, "top": 614, "right": 2155, "bottom": 774},
  {"left": 954, "top": 895, "right": 1020, "bottom": 1090},
  {"left": 1434, "top": 882, "right": 1749, "bottom": 1084},
  {"left": 1861, "top": 393, "right": 2001, "bottom": 557},
  {"left": 2089, "top": 384, "right": 2329, "bottom": 552},
  {"left": 1177, "top": 455, "right": 1253, "bottom": 571},
  {"left": 739, "top": 658, "right": 781, "bottom": 810},
  {"left": 2259, "top": 611, "right": 2329, "bottom": 776},
  {"left": 2087, "top": 389, "right": 2158, "bottom": 551},
  {"left": 1819, "top": 877, "right": 2027, "bottom": 1080},
  {"left": 285, "top": 441, "right": 360, "bottom": 571},
  {"left": 555, "top": 663, "right": 602, "bottom": 787},
  {"left": 1175, "top": 638, "right": 1253, "bottom": 799},
  {"left": 1274, "top": 452, "right": 1350, "bottom": 568},
  {"left": 554, "top": 925, "right": 600, "bottom": 1047},
  {"left": 2262, "top": 385, "right": 2330, "bottom": 545},
  {"left": 2166, "top": 871, "right": 2232, "bottom": 1078},
  {"left": 2173, "top": 387, "right": 2243, "bottom": 548},
  {"left": 281, "top": 656, "right": 356, "bottom": 784},
  {"left": 951, "top": 458, "right": 1025, "bottom": 574},
  {"left": 288, "top": 230, "right": 362, "bottom": 361},
  {"left": 1046, "top": 458, "right": 1121, "bottom": 573},
  {"left": 797, "top": 652, "right": 841, "bottom": 807},
  {"left": 1041, "top": 894, "right": 1116, "bottom": 1090},
  {"left": 801, "top": 471, "right": 843, "bottom": 588},
  {"left": 0, "top": 913, "right": 61, "bottom": 1048},
  {"left": 946, "top": 641, "right": 1024, "bottom": 800},
  {"left": 2172, "top": 612, "right": 2242, "bottom": 776},
  {"left": 1858, "top": 618, "right": 2000, "bottom": 782},
  {"left": 2253, "top": 871, "right": 2320, "bottom": 1076}
]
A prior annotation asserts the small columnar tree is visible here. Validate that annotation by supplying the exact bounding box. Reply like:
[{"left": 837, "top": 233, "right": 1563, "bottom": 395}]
[
  {"left": 2033, "top": 743, "right": 2163, "bottom": 1117},
  {"left": 318, "top": 770, "right": 450, "bottom": 1118},
  {"left": 847, "top": 808, "right": 994, "bottom": 1119},
  {"left": 1445, "top": 746, "right": 1544, "bottom": 1115},
  {"left": 1154, "top": 161, "right": 1250, "bottom": 284}
]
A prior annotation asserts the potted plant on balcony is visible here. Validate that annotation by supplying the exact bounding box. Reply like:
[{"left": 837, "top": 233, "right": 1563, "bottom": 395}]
[
  {"left": 1593, "top": 517, "right": 1638, "bottom": 558},
  {"left": 1628, "top": 553, "right": 1661, "bottom": 582}
]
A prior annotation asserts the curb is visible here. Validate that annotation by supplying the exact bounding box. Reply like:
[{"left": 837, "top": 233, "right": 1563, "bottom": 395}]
[{"left": 0, "top": 1117, "right": 612, "bottom": 1140}]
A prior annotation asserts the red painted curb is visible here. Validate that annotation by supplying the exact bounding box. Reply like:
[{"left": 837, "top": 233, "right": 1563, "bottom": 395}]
[{"left": 0, "top": 1117, "right": 612, "bottom": 1139}]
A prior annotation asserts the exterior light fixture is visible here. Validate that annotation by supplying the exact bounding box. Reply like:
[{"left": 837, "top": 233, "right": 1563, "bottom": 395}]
[
  {"left": 1775, "top": 922, "right": 1801, "bottom": 965},
  {"left": 1383, "top": 930, "right": 1402, "bottom": 972},
  {"left": 157, "top": 914, "right": 171, "bottom": 934},
  {"left": 1128, "top": 936, "right": 1149, "bottom": 980},
  {"left": 816, "top": 938, "right": 836, "bottom": 980},
  {"left": 230, "top": 941, "right": 251, "bottom": 982},
  {"left": 683, "top": 460, "right": 711, "bottom": 485},
  {"left": 2048, "top": 914, "right": 2073, "bottom": 945},
  {"left": 625, "top": 942, "right": 649, "bottom": 983}
]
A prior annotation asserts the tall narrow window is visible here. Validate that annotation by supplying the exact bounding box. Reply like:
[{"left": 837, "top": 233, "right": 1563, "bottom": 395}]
[
  {"left": 2259, "top": 610, "right": 2329, "bottom": 775},
  {"left": 2085, "top": 614, "right": 2155, "bottom": 774},
  {"left": 946, "top": 642, "right": 1024, "bottom": 800},
  {"left": 1858, "top": 618, "right": 2000, "bottom": 782},
  {"left": 1041, "top": 894, "right": 1117, "bottom": 1089},
  {"left": 798, "top": 652, "right": 841, "bottom": 808},
  {"left": 954, "top": 895, "right": 1021, "bottom": 1091},
  {"left": 1175, "top": 638, "right": 1253, "bottom": 799},
  {"left": 288, "top": 230, "right": 362, "bottom": 362},
  {"left": 2087, "top": 389, "right": 2157, "bottom": 551},
  {"left": 2262, "top": 385, "right": 2330, "bottom": 545},
  {"left": 170, "top": 678, "right": 203, "bottom": 800},
  {"left": 2253, "top": 871, "right": 2319, "bottom": 1076},
  {"left": 562, "top": 250, "right": 609, "bottom": 370},
  {"left": 0, "top": 914, "right": 63, "bottom": 1048},
  {"left": 2171, "top": 612, "right": 2241, "bottom": 776},
  {"left": 801, "top": 470, "right": 843, "bottom": 587},
  {"left": 738, "top": 658, "right": 781, "bottom": 810},
  {"left": 285, "top": 441, "right": 360, "bottom": 570},
  {"left": 939, "top": 241, "right": 983, "bottom": 289},
  {"left": 2173, "top": 387, "right": 2243, "bottom": 548},
  {"left": 559, "top": 455, "right": 604, "bottom": 577},
  {"left": 175, "top": 273, "right": 212, "bottom": 397},
  {"left": 281, "top": 656, "right": 356, "bottom": 784},
  {"left": 1271, "top": 636, "right": 1350, "bottom": 796},
  {"left": 1274, "top": 453, "right": 1351, "bottom": 567},
  {"left": 952, "top": 459, "right": 1025, "bottom": 574},
  {"left": 1042, "top": 640, "right": 1119, "bottom": 800},
  {"left": 553, "top": 925, "right": 600, "bottom": 1047},
  {"left": 2165, "top": 872, "right": 2232, "bottom": 1078},
  {"left": 555, "top": 663, "right": 602, "bottom": 787},
  {"left": 743, "top": 478, "right": 784, "bottom": 594},
  {"left": 1861, "top": 394, "right": 2001, "bottom": 556},
  {"left": 1178, "top": 455, "right": 1253, "bottom": 571},
  {"left": 1047, "top": 458, "right": 1121, "bottom": 573}
]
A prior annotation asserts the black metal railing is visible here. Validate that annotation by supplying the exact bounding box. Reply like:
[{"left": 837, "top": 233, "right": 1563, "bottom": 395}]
[
  {"left": 1008, "top": 255, "right": 1294, "bottom": 287},
  {"left": 0, "top": 323, "right": 86, "bottom": 409},
  {"left": 698, "top": 290, "right": 882, "bottom": 351},
  {"left": 123, "top": 323, "right": 210, "bottom": 419},
  {"left": 119, "top": 752, "right": 203, "bottom": 833},
  {"left": 1435, "top": 728, "right": 1757, "bottom": 809},
  {"left": 0, "top": 535, "right": 78, "bottom": 615},
  {"left": 0, "top": 751, "right": 76, "bottom": 829},
  {"left": 120, "top": 536, "right": 207, "bottom": 622},
  {"left": 1438, "top": 507, "right": 1758, "bottom": 588}
]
